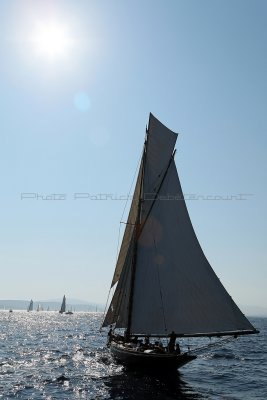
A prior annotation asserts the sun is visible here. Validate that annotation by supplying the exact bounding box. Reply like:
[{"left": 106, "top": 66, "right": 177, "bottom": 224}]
[{"left": 31, "top": 21, "right": 73, "bottom": 61}]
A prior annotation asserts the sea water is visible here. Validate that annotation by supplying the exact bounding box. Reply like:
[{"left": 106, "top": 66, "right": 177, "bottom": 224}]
[{"left": 0, "top": 312, "right": 266, "bottom": 399}]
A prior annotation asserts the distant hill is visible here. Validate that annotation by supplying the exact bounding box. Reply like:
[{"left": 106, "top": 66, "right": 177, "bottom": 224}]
[{"left": 0, "top": 299, "right": 104, "bottom": 312}]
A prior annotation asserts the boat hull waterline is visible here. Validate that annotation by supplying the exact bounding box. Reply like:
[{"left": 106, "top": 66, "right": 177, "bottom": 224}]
[{"left": 110, "top": 341, "right": 196, "bottom": 369}]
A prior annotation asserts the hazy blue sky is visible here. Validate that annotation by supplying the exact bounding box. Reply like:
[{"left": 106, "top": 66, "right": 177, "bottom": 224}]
[{"left": 0, "top": 0, "right": 266, "bottom": 309}]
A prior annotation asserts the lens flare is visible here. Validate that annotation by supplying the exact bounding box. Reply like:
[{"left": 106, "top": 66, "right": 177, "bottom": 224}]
[
  {"left": 31, "top": 21, "right": 73, "bottom": 61},
  {"left": 74, "top": 92, "right": 91, "bottom": 112}
]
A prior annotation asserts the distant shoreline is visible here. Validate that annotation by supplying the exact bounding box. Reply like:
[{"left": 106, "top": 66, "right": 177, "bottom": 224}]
[
  {"left": 0, "top": 300, "right": 266, "bottom": 317},
  {"left": 0, "top": 299, "right": 104, "bottom": 312}
]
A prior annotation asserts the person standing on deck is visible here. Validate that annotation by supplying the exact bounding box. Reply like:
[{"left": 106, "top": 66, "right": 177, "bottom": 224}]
[{"left": 168, "top": 331, "right": 177, "bottom": 353}]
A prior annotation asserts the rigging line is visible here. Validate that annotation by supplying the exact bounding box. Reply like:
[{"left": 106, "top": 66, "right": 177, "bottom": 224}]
[
  {"left": 153, "top": 236, "right": 167, "bottom": 333},
  {"left": 120, "top": 148, "right": 144, "bottom": 227},
  {"left": 100, "top": 287, "right": 112, "bottom": 331},
  {"left": 114, "top": 243, "right": 134, "bottom": 328},
  {"left": 113, "top": 146, "right": 144, "bottom": 271},
  {"left": 185, "top": 336, "right": 236, "bottom": 355},
  {"left": 114, "top": 222, "right": 122, "bottom": 273}
]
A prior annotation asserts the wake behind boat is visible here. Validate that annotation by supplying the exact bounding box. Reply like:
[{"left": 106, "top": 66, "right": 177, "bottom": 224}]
[{"left": 101, "top": 113, "right": 259, "bottom": 369}]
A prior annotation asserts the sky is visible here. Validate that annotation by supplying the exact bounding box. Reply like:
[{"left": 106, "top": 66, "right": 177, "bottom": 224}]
[{"left": 0, "top": 0, "right": 266, "bottom": 310}]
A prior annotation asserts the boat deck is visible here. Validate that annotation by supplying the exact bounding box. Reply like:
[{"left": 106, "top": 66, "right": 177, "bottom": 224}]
[{"left": 110, "top": 341, "right": 196, "bottom": 369}]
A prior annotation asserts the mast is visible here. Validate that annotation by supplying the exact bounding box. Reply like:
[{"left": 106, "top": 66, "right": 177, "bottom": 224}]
[{"left": 126, "top": 133, "right": 147, "bottom": 337}]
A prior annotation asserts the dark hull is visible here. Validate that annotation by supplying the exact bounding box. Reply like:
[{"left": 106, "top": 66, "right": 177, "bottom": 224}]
[{"left": 110, "top": 342, "right": 196, "bottom": 369}]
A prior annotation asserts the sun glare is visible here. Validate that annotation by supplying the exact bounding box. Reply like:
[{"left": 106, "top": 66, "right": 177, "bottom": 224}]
[{"left": 31, "top": 21, "right": 73, "bottom": 61}]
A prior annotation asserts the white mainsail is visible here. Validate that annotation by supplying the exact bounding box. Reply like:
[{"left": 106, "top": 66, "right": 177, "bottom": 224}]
[{"left": 103, "top": 114, "right": 257, "bottom": 338}]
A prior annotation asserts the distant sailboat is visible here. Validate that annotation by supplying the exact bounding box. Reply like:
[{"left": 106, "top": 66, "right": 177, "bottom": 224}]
[
  {"left": 101, "top": 113, "right": 259, "bottom": 369},
  {"left": 27, "top": 299, "right": 33, "bottom": 312},
  {"left": 59, "top": 295, "right": 66, "bottom": 314},
  {"left": 36, "top": 304, "right": 40, "bottom": 312},
  {"left": 65, "top": 307, "right": 73, "bottom": 315}
]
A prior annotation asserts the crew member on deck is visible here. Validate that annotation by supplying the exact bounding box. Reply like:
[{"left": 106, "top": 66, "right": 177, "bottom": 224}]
[
  {"left": 107, "top": 325, "right": 113, "bottom": 344},
  {"left": 175, "top": 343, "right": 181, "bottom": 354},
  {"left": 168, "top": 331, "right": 177, "bottom": 353}
]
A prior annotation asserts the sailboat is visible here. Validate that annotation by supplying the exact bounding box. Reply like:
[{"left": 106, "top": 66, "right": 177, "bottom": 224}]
[
  {"left": 27, "top": 299, "right": 33, "bottom": 312},
  {"left": 59, "top": 295, "right": 66, "bottom": 314},
  {"left": 101, "top": 113, "right": 259, "bottom": 369},
  {"left": 66, "top": 306, "right": 73, "bottom": 315}
]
